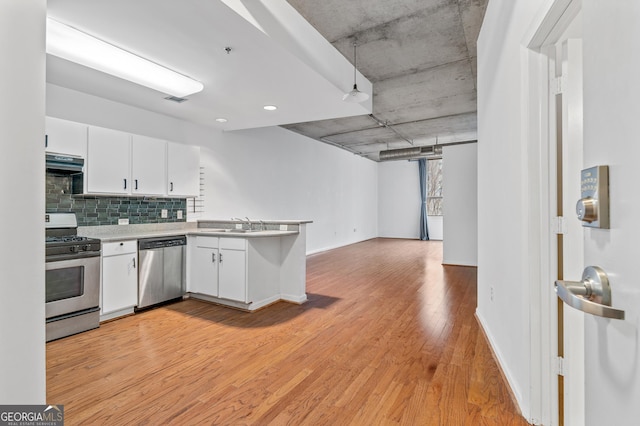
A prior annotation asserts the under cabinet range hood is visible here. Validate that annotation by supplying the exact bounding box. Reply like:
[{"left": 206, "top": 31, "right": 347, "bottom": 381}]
[
  {"left": 46, "top": 153, "right": 84, "bottom": 194},
  {"left": 46, "top": 153, "right": 84, "bottom": 172}
]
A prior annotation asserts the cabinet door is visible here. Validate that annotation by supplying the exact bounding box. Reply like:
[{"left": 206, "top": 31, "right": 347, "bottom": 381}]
[
  {"left": 218, "top": 248, "right": 246, "bottom": 302},
  {"left": 131, "top": 135, "right": 166, "bottom": 195},
  {"left": 102, "top": 253, "right": 138, "bottom": 314},
  {"left": 191, "top": 246, "right": 218, "bottom": 296},
  {"left": 45, "top": 117, "right": 87, "bottom": 157},
  {"left": 87, "top": 126, "right": 131, "bottom": 194},
  {"left": 167, "top": 142, "right": 199, "bottom": 197}
]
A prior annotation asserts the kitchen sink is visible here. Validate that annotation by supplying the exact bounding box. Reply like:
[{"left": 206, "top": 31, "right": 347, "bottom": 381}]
[{"left": 225, "top": 228, "right": 258, "bottom": 233}]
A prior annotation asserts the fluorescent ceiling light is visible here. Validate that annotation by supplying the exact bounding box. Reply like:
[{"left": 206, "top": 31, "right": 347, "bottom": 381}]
[{"left": 46, "top": 18, "right": 204, "bottom": 98}]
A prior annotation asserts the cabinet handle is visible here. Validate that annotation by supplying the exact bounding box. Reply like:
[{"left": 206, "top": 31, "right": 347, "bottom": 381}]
[
  {"left": 132, "top": 257, "right": 136, "bottom": 268},
  {"left": 45, "top": 134, "right": 48, "bottom": 148},
  {"left": 219, "top": 253, "right": 223, "bottom": 263},
  {"left": 135, "top": 179, "right": 138, "bottom": 190},
  {"left": 170, "top": 182, "right": 174, "bottom": 192},
  {"left": 212, "top": 253, "right": 216, "bottom": 262},
  {"left": 124, "top": 178, "right": 127, "bottom": 190}
]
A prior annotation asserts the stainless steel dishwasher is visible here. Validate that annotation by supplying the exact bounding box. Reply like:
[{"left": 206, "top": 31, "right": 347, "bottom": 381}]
[{"left": 138, "top": 236, "right": 186, "bottom": 309}]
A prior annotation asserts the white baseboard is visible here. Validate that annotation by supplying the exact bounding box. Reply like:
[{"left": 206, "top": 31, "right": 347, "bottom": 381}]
[{"left": 475, "top": 309, "right": 529, "bottom": 420}]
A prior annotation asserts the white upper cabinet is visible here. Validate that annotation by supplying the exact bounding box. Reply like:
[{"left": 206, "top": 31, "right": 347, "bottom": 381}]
[
  {"left": 45, "top": 117, "right": 87, "bottom": 157},
  {"left": 87, "top": 126, "right": 131, "bottom": 194},
  {"left": 131, "top": 135, "right": 166, "bottom": 196},
  {"left": 167, "top": 142, "right": 200, "bottom": 197},
  {"left": 71, "top": 121, "right": 199, "bottom": 197}
]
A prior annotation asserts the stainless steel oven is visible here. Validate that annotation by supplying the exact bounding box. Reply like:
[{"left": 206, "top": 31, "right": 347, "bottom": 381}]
[{"left": 46, "top": 213, "right": 101, "bottom": 341}]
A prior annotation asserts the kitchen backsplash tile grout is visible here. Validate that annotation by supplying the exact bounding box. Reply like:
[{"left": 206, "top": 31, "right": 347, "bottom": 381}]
[{"left": 46, "top": 172, "right": 187, "bottom": 226}]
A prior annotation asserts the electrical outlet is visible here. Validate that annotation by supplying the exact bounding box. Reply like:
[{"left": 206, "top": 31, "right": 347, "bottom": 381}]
[
  {"left": 161, "top": 209, "right": 168, "bottom": 218},
  {"left": 118, "top": 218, "right": 129, "bottom": 225},
  {"left": 279, "top": 224, "right": 288, "bottom": 231},
  {"left": 177, "top": 210, "right": 183, "bottom": 219},
  {"left": 490, "top": 287, "right": 494, "bottom": 302},
  {"left": 235, "top": 223, "right": 243, "bottom": 229}
]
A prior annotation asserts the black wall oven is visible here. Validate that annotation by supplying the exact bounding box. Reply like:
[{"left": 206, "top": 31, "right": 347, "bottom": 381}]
[{"left": 46, "top": 213, "right": 101, "bottom": 341}]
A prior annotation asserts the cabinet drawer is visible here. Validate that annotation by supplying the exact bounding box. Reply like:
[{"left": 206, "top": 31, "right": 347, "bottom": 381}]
[
  {"left": 219, "top": 237, "right": 246, "bottom": 250},
  {"left": 103, "top": 240, "right": 137, "bottom": 257},
  {"left": 194, "top": 236, "right": 219, "bottom": 249}
]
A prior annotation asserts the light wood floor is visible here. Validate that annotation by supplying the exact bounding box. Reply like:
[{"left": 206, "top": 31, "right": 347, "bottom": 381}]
[{"left": 47, "top": 238, "right": 529, "bottom": 425}]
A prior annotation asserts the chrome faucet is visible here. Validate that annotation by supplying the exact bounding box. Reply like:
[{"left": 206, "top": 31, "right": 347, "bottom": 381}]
[{"left": 231, "top": 217, "right": 251, "bottom": 230}]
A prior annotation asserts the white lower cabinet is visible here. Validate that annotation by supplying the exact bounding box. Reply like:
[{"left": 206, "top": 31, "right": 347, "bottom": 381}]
[
  {"left": 190, "top": 237, "right": 219, "bottom": 297},
  {"left": 218, "top": 247, "right": 247, "bottom": 302},
  {"left": 188, "top": 235, "right": 285, "bottom": 310},
  {"left": 189, "top": 237, "right": 247, "bottom": 302},
  {"left": 102, "top": 241, "right": 138, "bottom": 317}
]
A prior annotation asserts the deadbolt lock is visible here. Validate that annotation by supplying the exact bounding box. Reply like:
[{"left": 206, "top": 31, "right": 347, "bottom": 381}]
[
  {"left": 576, "top": 197, "right": 598, "bottom": 222},
  {"left": 576, "top": 165, "right": 609, "bottom": 229}
]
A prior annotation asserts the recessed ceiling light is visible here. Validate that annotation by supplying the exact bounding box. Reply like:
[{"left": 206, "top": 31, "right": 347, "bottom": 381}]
[
  {"left": 263, "top": 105, "right": 278, "bottom": 111},
  {"left": 215, "top": 118, "right": 228, "bottom": 123}
]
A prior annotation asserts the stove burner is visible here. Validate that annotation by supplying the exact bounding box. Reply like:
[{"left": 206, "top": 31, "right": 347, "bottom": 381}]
[{"left": 45, "top": 213, "right": 101, "bottom": 261}]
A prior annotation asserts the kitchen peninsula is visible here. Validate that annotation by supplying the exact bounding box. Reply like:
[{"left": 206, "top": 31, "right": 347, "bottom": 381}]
[{"left": 79, "top": 219, "right": 311, "bottom": 318}]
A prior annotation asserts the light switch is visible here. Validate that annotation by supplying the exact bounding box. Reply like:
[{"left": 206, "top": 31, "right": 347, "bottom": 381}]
[{"left": 161, "top": 209, "right": 168, "bottom": 218}]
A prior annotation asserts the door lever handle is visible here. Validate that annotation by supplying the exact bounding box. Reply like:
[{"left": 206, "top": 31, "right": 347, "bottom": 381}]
[{"left": 555, "top": 266, "right": 625, "bottom": 320}]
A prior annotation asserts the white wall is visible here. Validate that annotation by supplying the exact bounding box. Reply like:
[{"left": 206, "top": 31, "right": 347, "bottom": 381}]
[
  {"left": 442, "top": 144, "right": 477, "bottom": 266},
  {"left": 378, "top": 161, "right": 420, "bottom": 238},
  {"left": 46, "top": 85, "right": 378, "bottom": 255},
  {"left": 476, "top": 0, "right": 547, "bottom": 419},
  {"left": 0, "top": 0, "right": 47, "bottom": 403},
  {"left": 200, "top": 127, "right": 378, "bottom": 254},
  {"left": 378, "top": 160, "right": 443, "bottom": 240}
]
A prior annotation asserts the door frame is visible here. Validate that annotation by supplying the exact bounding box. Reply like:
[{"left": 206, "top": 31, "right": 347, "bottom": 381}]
[{"left": 524, "top": 0, "right": 582, "bottom": 424}]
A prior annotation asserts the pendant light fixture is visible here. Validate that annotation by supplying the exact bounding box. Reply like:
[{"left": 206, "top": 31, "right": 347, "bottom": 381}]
[{"left": 342, "top": 42, "right": 369, "bottom": 103}]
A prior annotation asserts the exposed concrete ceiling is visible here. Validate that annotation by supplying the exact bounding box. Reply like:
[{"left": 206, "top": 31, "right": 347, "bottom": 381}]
[{"left": 283, "top": 0, "right": 487, "bottom": 161}]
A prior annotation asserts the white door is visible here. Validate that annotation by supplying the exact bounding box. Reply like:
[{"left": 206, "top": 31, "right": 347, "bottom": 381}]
[
  {"left": 578, "top": 2, "right": 640, "bottom": 423},
  {"left": 529, "top": 1, "right": 638, "bottom": 424}
]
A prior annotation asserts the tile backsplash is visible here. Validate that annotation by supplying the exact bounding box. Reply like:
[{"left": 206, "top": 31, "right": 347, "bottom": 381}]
[{"left": 46, "top": 172, "right": 186, "bottom": 226}]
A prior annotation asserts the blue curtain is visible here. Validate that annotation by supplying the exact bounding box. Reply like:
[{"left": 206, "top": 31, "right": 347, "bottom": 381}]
[{"left": 418, "top": 158, "right": 429, "bottom": 240}]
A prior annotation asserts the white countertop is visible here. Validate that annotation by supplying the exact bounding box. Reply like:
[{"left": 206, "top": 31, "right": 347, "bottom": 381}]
[{"left": 78, "top": 219, "right": 308, "bottom": 243}]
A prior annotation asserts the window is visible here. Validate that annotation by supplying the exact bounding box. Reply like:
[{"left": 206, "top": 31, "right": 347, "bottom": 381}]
[{"left": 427, "top": 158, "right": 443, "bottom": 215}]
